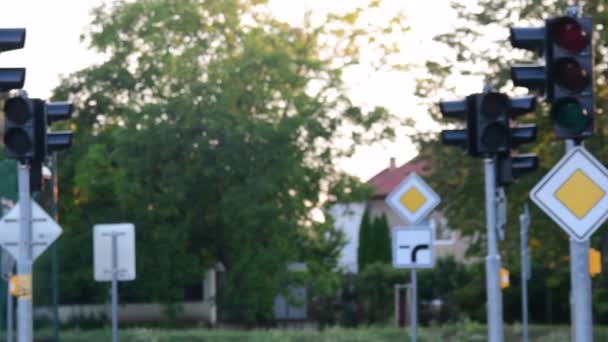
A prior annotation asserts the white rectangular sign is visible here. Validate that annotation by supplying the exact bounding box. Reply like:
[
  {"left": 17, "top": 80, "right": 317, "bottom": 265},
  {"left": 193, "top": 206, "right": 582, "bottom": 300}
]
[
  {"left": 94, "top": 223, "right": 136, "bottom": 282},
  {"left": 391, "top": 225, "right": 434, "bottom": 269}
]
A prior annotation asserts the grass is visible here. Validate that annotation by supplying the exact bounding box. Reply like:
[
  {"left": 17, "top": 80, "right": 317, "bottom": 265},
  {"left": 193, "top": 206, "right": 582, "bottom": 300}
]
[{"left": 12, "top": 324, "right": 608, "bottom": 341}]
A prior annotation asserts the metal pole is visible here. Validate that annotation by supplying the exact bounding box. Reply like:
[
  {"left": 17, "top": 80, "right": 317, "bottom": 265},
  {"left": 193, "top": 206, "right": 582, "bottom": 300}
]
[
  {"left": 565, "top": 139, "right": 593, "bottom": 342},
  {"left": 50, "top": 153, "right": 59, "bottom": 342},
  {"left": 17, "top": 163, "right": 32, "bottom": 342},
  {"left": 7, "top": 279, "right": 12, "bottom": 342},
  {"left": 111, "top": 234, "right": 119, "bottom": 342},
  {"left": 484, "top": 158, "right": 503, "bottom": 342},
  {"left": 520, "top": 212, "right": 529, "bottom": 342},
  {"left": 410, "top": 269, "right": 417, "bottom": 342}
]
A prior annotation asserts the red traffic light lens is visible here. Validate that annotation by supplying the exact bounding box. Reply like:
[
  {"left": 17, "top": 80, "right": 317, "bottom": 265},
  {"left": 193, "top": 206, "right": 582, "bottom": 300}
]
[
  {"left": 4, "top": 97, "right": 30, "bottom": 124},
  {"left": 3, "top": 127, "right": 32, "bottom": 154},
  {"left": 480, "top": 93, "right": 509, "bottom": 119},
  {"left": 481, "top": 123, "right": 509, "bottom": 151},
  {"left": 552, "top": 17, "right": 588, "bottom": 53},
  {"left": 554, "top": 58, "right": 589, "bottom": 92},
  {"left": 551, "top": 98, "right": 589, "bottom": 134}
]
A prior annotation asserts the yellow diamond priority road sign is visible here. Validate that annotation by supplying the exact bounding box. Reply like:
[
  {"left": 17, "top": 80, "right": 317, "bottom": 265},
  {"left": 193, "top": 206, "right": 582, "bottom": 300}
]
[
  {"left": 530, "top": 146, "right": 608, "bottom": 241},
  {"left": 386, "top": 172, "right": 440, "bottom": 224}
]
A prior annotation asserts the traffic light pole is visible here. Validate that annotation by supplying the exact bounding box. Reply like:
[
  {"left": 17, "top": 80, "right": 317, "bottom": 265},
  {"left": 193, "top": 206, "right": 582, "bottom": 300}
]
[
  {"left": 484, "top": 158, "right": 503, "bottom": 342},
  {"left": 16, "top": 163, "right": 32, "bottom": 342},
  {"left": 566, "top": 139, "right": 593, "bottom": 342}
]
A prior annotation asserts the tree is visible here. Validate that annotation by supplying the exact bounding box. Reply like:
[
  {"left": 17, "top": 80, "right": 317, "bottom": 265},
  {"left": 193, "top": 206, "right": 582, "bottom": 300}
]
[
  {"left": 50, "top": 0, "right": 409, "bottom": 322},
  {"left": 357, "top": 208, "right": 372, "bottom": 271},
  {"left": 358, "top": 211, "right": 391, "bottom": 271},
  {"left": 411, "top": 0, "right": 608, "bottom": 323}
]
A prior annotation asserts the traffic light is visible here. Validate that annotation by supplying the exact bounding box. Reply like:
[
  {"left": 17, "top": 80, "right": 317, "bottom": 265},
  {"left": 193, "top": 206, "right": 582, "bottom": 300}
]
[
  {"left": 510, "top": 16, "right": 594, "bottom": 140},
  {"left": 546, "top": 16, "right": 593, "bottom": 139},
  {"left": 497, "top": 154, "right": 539, "bottom": 186},
  {"left": 0, "top": 29, "right": 26, "bottom": 91},
  {"left": 30, "top": 100, "right": 73, "bottom": 192},
  {"left": 439, "top": 99, "right": 471, "bottom": 153},
  {"left": 471, "top": 92, "right": 510, "bottom": 155},
  {"left": 440, "top": 93, "right": 537, "bottom": 158},
  {"left": 44, "top": 101, "right": 73, "bottom": 153},
  {"left": 4, "top": 95, "right": 35, "bottom": 160},
  {"left": 510, "top": 25, "right": 546, "bottom": 94}
]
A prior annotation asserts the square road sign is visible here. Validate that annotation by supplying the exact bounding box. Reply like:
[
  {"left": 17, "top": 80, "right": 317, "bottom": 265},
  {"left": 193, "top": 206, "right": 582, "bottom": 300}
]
[
  {"left": 385, "top": 172, "right": 440, "bottom": 224},
  {"left": 391, "top": 225, "right": 434, "bottom": 269},
  {"left": 530, "top": 146, "right": 608, "bottom": 241}
]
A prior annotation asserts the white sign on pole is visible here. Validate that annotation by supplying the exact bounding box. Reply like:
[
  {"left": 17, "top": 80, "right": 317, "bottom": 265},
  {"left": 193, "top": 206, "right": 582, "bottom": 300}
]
[
  {"left": 385, "top": 172, "right": 440, "bottom": 224},
  {"left": 530, "top": 146, "right": 608, "bottom": 241},
  {"left": 391, "top": 225, "right": 434, "bottom": 269},
  {"left": 94, "top": 223, "right": 136, "bottom": 282},
  {"left": 0, "top": 201, "right": 62, "bottom": 261}
]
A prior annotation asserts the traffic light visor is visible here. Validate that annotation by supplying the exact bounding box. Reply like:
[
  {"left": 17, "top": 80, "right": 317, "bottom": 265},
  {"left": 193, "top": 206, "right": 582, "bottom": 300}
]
[
  {"left": 4, "top": 97, "right": 30, "bottom": 124},
  {"left": 554, "top": 58, "right": 589, "bottom": 92},
  {"left": 551, "top": 98, "right": 589, "bottom": 134},
  {"left": 551, "top": 17, "right": 588, "bottom": 53},
  {"left": 4, "top": 127, "right": 31, "bottom": 154}
]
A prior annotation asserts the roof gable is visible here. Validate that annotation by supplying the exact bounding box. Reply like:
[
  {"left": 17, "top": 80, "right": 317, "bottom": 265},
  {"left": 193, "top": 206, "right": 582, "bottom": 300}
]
[{"left": 366, "top": 159, "right": 432, "bottom": 198}]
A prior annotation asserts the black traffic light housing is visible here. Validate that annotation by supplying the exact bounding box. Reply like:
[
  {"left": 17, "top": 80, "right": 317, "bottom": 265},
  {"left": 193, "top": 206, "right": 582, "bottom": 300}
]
[
  {"left": 510, "top": 15, "right": 594, "bottom": 140},
  {"left": 440, "top": 93, "right": 537, "bottom": 158},
  {"left": 30, "top": 100, "right": 73, "bottom": 192},
  {"left": 497, "top": 154, "right": 539, "bottom": 186},
  {"left": 4, "top": 96, "right": 35, "bottom": 160},
  {"left": 0, "top": 29, "right": 26, "bottom": 91},
  {"left": 546, "top": 16, "right": 593, "bottom": 139}
]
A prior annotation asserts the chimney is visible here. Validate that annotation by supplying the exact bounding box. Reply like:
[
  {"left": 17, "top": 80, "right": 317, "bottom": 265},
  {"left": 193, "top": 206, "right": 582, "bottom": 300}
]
[{"left": 389, "top": 157, "right": 396, "bottom": 171}]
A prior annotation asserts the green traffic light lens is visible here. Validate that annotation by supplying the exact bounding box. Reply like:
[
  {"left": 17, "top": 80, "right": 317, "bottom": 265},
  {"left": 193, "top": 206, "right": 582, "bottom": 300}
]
[
  {"left": 551, "top": 98, "right": 589, "bottom": 135},
  {"left": 481, "top": 123, "right": 509, "bottom": 151},
  {"left": 3, "top": 127, "right": 31, "bottom": 154}
]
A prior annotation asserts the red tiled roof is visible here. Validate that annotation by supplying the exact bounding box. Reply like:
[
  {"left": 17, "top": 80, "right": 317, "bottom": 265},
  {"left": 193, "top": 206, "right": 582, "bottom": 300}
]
[{"left": 366, "top": 159, "right": 432, "bottom": 198}]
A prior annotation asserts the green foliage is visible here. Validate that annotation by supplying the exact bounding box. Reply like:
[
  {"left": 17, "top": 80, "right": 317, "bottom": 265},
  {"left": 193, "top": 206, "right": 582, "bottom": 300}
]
[
  {"left": 357, "top": 209, "right": 372, "bottom": 271},
  {"left": 358, "top": 212, "right": 391, "bottom": 271},
  {"left": 28, "top": 324, "right": 608, "bottom": 342},
  {"left": 412, "top": 0, "right": 608, "bottom": 323},
  {"left": 50, "top": 0, "right": 408, "bottom": 323}
]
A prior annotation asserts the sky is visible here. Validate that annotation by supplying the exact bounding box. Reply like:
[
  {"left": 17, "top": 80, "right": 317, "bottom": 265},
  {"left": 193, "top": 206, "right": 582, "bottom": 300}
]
[{"left": 0, "top": 0, "right": 475, "bottom": 181}]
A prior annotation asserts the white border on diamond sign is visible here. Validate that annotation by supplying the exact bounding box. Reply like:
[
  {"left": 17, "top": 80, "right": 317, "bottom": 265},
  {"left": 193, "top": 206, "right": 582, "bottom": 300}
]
[
  {"left": 530, "top": 146, "right": 608, "bottom": 241},
  {"left": 391, "top": 225, "right": 434, "bottom": 269},
  {"left": 385, "top": 172, "right": 440, "bottom": 224}
]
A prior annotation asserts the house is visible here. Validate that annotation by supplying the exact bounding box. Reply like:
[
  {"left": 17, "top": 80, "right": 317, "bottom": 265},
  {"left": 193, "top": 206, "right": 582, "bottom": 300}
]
[{"left": 331, "top": 157, "right": 468, "bottom": 272}]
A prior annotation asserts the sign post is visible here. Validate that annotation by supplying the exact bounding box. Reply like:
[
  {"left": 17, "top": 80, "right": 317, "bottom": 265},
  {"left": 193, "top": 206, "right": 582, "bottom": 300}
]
[
  {"left": 94, "top": 223, "right": 136, "bottom": 342},
  {"left": 385, "top": 172, "right": 440, "bottom": 342},
  {"left": 530, "top": 145, "right": 608, "bottom": 341},
  {"left": 519, "top": 204, "right": 531, "bottom": 342},
  {"left": 390, "top": 226, "right": 434, "bottom": 342}
]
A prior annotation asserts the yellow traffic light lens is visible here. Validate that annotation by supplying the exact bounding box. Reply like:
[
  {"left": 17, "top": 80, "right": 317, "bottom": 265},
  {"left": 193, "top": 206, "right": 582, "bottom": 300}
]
[
  {"left": 554, "top": 58, "right": 589, "bottom": 92},
  {"left": 552, "top": 98, "right": 589, "bottom": 135}
]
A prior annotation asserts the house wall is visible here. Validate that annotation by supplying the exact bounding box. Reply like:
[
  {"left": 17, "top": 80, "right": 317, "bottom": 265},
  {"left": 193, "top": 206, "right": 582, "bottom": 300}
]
[{"left": 328, "top": 202, "right": 366, "bottom": 273}]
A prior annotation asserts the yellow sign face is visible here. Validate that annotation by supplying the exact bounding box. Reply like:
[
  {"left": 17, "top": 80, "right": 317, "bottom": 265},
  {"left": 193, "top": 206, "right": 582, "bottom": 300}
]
[
  {"left": 554, "top": 169, "right": 605, "bottom": 219},
  {"left": 399, "top": 187, "right": 427, "bottom": 214}
]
